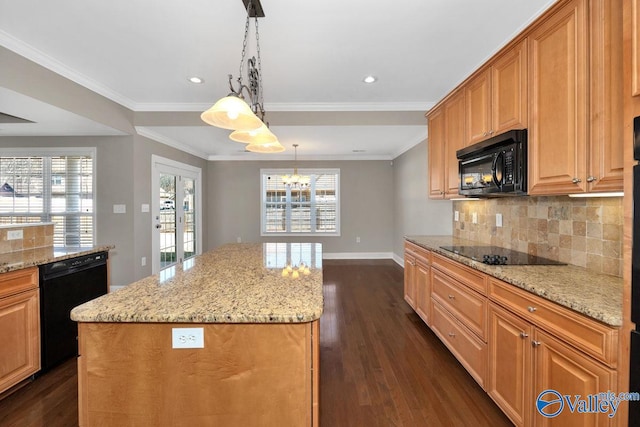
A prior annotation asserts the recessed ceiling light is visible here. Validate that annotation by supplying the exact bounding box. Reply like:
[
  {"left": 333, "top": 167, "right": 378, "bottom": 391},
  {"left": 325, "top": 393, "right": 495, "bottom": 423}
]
[
  {"left": 362, "top": 75, "right": 377, "bottom": 84},
  {"left": 188, "top": 76, "right": 204, "bottom": 84}
]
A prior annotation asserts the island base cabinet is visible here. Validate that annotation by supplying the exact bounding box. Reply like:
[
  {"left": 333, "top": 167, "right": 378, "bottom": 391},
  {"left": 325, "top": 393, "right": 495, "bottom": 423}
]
[{"left": 77, "top": 321, "right": 319, "bottom": 427}]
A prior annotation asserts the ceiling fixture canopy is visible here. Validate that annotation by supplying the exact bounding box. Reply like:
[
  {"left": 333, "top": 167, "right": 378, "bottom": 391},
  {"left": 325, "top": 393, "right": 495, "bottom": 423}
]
[
  {"left": 200, "top": 0, "right": 284, "bottom": 153},
  {"left": 282, "top": 144, "right": 311, "bottom": 189}
]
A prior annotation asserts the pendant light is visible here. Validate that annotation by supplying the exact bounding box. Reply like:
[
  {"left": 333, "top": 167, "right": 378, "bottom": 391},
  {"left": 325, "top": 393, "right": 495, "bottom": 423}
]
[
  {"left": 200, "top": 0, "right": 284, "bottom": 152},
  {"left": 282, "top": 144, "right": 311, "bottom": 189}
]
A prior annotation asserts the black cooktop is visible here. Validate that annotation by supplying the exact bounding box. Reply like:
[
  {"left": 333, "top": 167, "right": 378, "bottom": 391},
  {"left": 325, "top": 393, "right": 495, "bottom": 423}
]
[{"left": 439, "top": 245, "right": 566, "bottom": 266}]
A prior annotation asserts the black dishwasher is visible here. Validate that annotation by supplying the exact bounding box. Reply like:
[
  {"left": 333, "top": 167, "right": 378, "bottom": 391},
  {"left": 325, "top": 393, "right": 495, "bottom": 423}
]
[{"left": 39, "top": 251, "right": 108, "bottom": 372}]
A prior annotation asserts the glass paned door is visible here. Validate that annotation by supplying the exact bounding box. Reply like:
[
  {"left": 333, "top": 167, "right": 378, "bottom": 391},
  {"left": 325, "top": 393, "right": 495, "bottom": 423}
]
[
  {"left": 152, "top": 156, "right": 202, "bottom": 274},
  {"left": 159, "top": 173, "right": 177, "bottom": 269}
]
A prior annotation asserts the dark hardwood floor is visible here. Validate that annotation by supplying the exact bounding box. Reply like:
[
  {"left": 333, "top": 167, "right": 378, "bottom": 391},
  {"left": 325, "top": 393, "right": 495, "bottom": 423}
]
[{"left": 0, "top": 259, "right": 511, "bottom": 426}]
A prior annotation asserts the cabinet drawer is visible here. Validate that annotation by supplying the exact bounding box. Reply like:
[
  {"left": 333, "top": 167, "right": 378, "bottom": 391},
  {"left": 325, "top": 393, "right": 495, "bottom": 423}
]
[
  {"left": 489, "top": 278, "right": 618, "bottom": 367},
  {"left": 432, "top": 253, "right": 487, "bottom": 295},
  {"left": 0, "top": 267, "right": 38, "bottom": 299},
  {"left": 405, "top": 241, "right": 431, "bottom": 265},
  {"left": 432, "top": 268, "right": 487, "bottom": 340},
  {"left": 431, "top": 300, "right": 487, "bottom": 389}
]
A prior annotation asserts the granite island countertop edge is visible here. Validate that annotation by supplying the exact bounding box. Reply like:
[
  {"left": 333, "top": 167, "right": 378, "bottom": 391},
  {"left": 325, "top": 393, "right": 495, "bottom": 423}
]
[{"left": 405, "top": 235, "right": 622, "bottom": 327}]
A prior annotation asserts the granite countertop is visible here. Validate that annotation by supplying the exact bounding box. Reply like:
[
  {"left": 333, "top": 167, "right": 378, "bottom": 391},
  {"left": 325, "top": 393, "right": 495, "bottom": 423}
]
[
  {"left": 0, "top": 245, "right": 114, "bottom": 274},
  {"left": 71, "top": 242, "right": 324, "bottom": 324},
  {"left": 405, "top": 235, "right": 623, "bottom": 327}
]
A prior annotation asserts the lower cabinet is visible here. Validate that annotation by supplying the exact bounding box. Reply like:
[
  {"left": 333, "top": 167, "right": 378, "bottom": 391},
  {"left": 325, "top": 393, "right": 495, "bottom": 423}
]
[
  {"left": 0, "top": 267, "right": 40, "bottom": 395},
  {"left": 403, "top": 241, "right": 620, "bottom": 427},
  {"left": 403, "top": 250, "right": 417, "bottom": 308}
]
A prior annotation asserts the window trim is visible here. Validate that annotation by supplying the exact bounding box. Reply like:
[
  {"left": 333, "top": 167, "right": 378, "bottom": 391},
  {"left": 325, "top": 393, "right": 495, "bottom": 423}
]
[
  {"left": 0, "top": 147, "right": 97, "bottom": 246},
  {"left": 260, "top": 168, "right": 341, "bottom": 237}
]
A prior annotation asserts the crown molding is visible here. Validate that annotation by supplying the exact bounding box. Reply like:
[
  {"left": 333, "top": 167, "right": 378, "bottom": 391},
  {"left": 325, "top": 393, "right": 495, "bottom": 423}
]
[
  {"left": 207, "top": 153, "right": 396, "bottom": 161},
  {"left": 129, "top": 101, "right": 435, "bottom": 113},
  {"left": 135, "top": 126, "right": 209, "bottom": 160},
  {"left": 0, "top": 30, "right": 138, "bottom": 110}
]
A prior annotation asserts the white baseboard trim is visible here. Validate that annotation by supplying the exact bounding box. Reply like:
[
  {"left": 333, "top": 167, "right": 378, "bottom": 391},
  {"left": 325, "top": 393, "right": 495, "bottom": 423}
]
[
  {"left": 323, "top": 252, "right": 394, "bottom": 260},
  {"left": 392, "top": 253, "right": 404, "bottom": 267}
]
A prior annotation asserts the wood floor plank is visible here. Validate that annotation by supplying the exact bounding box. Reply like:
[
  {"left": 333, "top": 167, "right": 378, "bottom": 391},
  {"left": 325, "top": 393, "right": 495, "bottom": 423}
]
[{"left": 0, "top": 259, "right": 511, "bottom": 426}]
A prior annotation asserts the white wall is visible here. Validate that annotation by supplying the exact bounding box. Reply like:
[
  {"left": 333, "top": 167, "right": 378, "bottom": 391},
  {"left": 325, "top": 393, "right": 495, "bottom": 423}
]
[{"left": 392, "top": 139, "right": 453, "bottom": 262}]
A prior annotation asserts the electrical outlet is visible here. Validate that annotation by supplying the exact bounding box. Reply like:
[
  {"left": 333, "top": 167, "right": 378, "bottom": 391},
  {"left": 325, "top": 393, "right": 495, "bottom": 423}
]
[
  {"left": 454, "top": 211, "right": 459, "bottom": 222},
  {"left": 141, "top": 204, "right": 150, "bottom": 213},
  {"left": 496, "top": 213, "right": 503, "bottom": 227},
  {"left": 472, "top": 212, "right": 478, "bottom": 224},
  {"left": 356, "top": 236, "right": 361, "bottom": 243},
  {"left": 141, "top": 257, "right": 146, "bottom": 267},
  {"left": 172, "top": 328, "right": 204, "bottom": 349},
  {"left": 236, "top": 236, "right": 242, "bottom": 243},
  {"left": 7, "top": 229, "right": 23, "bottom": 240}
]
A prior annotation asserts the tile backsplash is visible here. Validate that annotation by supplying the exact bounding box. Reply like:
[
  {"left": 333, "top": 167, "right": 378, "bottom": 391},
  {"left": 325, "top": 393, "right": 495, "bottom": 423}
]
[
  {"left": 0, "top": 223, "right": 55, "bottom": 254},
  {"left": 452, "top": 196, "right": 622, "bottom": 277}
]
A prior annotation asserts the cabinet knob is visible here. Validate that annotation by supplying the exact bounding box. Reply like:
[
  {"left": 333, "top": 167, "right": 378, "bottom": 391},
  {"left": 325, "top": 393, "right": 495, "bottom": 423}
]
[
  {"left": 586, "top": 176, "right": 597, "bottom": 182},
  {"left": 527, "top": 306, "right": 536, "bottom": 313},
  {"left": 483, "top": 132, "right": 488, "bottom": 137},
  {"left": 448, "top": 294, "right": 455, "bottom": 300},
  {"left": 488, "top": 130, "right": 494, "bottom": 135},
  {"left": 572, "top": 178, "right": 582, "bottom": 184},
  {"left": 532, "top": 340, "right": 541, "bottom": 348},
  {"left": 520, "top": 332, "right": 529, "bottom": 339},
  {"left": 448, "top": 332, "right": 456, "bottom": 338}
]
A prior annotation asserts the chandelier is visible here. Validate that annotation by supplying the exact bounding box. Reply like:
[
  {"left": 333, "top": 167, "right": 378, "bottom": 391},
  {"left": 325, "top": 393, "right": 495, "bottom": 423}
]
[
  {"left": 282, "top": 144, "right": 311, "bottom": 189},
  {"left": 200, "top": 0, "right": 284, "bottom": 153}
]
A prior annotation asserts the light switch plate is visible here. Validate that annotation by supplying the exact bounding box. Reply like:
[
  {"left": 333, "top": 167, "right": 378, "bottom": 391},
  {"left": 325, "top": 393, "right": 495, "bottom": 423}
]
[
  {"left": 141, "top": 204, "right": 150, "bottom": 213},
  {"left": 113, "top": 204, "right": 126, "bottom": 214},
  {"left": 172, "top": 328, "right": 204, "bottom": 349}
]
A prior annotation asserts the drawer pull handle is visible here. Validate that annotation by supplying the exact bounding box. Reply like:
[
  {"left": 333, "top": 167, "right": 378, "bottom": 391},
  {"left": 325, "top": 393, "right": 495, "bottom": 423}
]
[
  {"left": 527, "top": 306, "right": 537, "bottom": 313},
  {"left": 532, "top": 340, "right": 541, "bottom": 348},
  {"left": 448, "top": 332, "right": 456, "bottom": 338},
  {"left": 448, "top": 294, "right": 455, "bottom": 300},
  {"left": 520, "top": 332, "right": 529, "bottom": 339}
]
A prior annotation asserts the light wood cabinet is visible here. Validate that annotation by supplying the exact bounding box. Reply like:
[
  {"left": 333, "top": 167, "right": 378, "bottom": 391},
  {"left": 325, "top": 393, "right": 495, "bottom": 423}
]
[
  {"left": 427, "top": 106, "right": 446, "bottom": 198},
  {"left": 488, "top": 303, "right": 533, "bottom": 427},
  {"left": 404, "top": 242, "right": 431, "bottom": 323},
  {"left": 631, "top": 0, "right": 640, "bottom": 97},
  {"left": 0, "top": 267, "right": 40, "bottom": 395},
  {"left": 488, "top": 277, "right": 619, "bottom": 427},
  {"left": 403, "top": 250, "right": 417, "bottom": 309},
  {"left": 465, "top": 39, "right": 528, "bottom": 146},
  {"left": 444, "top": 90, "right": 465, "bottom": 198},
  {"left": 529, "top": 0, "right": 623, "bottom": 195},
  {"left": 415, "top": 257, "right": 431, "bottom": 324}
]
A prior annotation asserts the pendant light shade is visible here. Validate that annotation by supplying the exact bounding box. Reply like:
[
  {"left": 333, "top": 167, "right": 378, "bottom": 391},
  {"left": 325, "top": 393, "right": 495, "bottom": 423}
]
[
  {"left": 229, "top": 123, "right": 278, "bottom": 144},
  {"left": 246, "top": 141, "right": 285, "bottom": 153},
  {"left": 200, "top": 95, "right": 263, "bottom": 131}
]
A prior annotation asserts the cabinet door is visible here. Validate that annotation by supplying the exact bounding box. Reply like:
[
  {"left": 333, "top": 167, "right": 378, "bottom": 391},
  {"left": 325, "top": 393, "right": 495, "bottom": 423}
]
[
  {"left": 588, "top": 0, "right": 623, "bottom": 192},
  {"left": 488, "top": 303, "right": 532, "bottom": 427},
  {"left": 492, "top": 39, "right": 528, "bottom": 135},
  {"left": 533, "top": 329, "right": 616, "bottom": 427},
  {"left": 632, "top": 0, "right": 640, "bottom": 97},
  {"left": 0, "top": 289, "right": 40, "bottom": 394},
  {"left": 427, "top": 107, "right": 446, "bottom": 198},
  {"left": 528, "top": 0, "right": 588, "bottom": 195},
  {"left": 465, "top": 69, "right": 491, "bottom": 146},
  {"left": 444, "top": 90, "right": 465, "bottom": 198},
  {"left": 415, "top": 260, "right": 430, "bottom": 324},
  {"left": 404, "top": 252, "right": 416, "bottom": 309}
]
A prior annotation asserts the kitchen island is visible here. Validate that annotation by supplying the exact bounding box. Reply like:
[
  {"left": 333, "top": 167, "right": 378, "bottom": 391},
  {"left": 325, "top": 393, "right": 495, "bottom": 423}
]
[{"left": 71, "top": 243, "right": 323, "bottom": 427}]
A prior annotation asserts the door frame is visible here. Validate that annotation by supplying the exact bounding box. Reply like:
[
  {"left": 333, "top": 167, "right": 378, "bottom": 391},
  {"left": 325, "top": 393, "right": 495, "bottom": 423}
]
[{"left": 151, "top": 155, "right": 202, "bottom": 274}]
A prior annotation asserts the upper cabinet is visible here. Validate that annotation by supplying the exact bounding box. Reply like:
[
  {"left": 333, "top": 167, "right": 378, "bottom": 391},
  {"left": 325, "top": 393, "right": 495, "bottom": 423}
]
[
  {"left": 427, "top": 89, "right": 465, "bottom": 199},
  {"left": 465, "top": 40, "right": 528, "bottom": 146},
  {"left": 528, "top": 0, "right": 623, "bottom": 195},
  {"left": 427, "top": 0, "right": 623, "bottom": 199}
]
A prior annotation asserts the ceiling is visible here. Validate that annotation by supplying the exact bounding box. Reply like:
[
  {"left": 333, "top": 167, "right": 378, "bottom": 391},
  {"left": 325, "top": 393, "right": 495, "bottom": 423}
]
[{"left": 0, "top": 0, "right": 556, "bottom": 160}]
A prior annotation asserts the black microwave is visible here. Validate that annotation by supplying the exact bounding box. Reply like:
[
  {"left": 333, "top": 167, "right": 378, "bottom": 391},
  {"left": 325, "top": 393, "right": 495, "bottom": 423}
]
[{"left": 456, "top": 129, "right": 527, "bottom": 197}]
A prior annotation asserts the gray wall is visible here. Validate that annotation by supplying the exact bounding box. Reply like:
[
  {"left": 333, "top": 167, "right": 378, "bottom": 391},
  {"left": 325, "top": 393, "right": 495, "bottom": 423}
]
[
  {"left": 392, "top": 139, "right": 452, "bottom": 260},
  {"left": 207, "top": 160, "right": 394, "bottom": 254},
  {"left": 0, "top": 135, "right": 207, "bottom": 287}
]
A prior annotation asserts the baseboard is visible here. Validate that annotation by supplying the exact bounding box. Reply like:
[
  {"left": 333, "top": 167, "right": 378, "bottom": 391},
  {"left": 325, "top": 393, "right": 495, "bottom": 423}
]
[
  {"left": 392, "top": 253, "right": 404, "bottom": 267},
  {"left": 323, "top": 252, "right": 394, "bottom": 260}
]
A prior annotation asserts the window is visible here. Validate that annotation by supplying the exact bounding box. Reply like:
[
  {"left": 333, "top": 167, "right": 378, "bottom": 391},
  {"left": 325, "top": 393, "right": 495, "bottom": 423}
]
[
  {"left": 0, "top": 148, "right": 96, "bottom": 247},
  {"left": 261, "top": 168, "right": 340, "bottom": 236}
]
